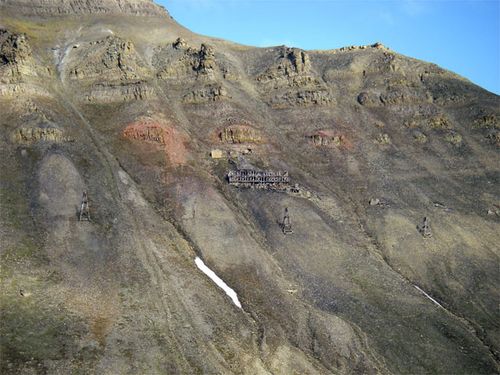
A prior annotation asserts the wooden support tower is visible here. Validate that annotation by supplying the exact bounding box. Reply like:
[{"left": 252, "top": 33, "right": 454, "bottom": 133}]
[
  {"left": 79, "top": 191, "right": 91, "bottom": 221},
  {"left": 419, "top": 216, "right": 431, "bottom": 238},
  {"left": 282, "top": 207, "right": 293, "bottom": 234}
]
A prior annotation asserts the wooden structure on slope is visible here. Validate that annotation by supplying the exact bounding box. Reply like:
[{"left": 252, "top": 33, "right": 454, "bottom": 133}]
[
  {"left": 228, "top": 169, "right": 290, "bottom": 189},
  {"left": 281, "top": 207, "right": 293, "bottom": 234},
  {"left": 79, "top": 191, "right": 91, "bottom": 221},
  {"left": 418, "top": 217, "right": 432, "bottom": 238}
]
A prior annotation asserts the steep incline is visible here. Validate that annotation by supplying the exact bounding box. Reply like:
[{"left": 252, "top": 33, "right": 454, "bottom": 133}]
[{"left": 1, "top": 2, "right": 499, "bottom": 374}]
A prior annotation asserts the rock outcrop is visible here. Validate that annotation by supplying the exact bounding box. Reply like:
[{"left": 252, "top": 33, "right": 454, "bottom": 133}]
[
  {"left": 63, "top": 36, "right": 154, "bottom": 102},
  {"left": 155, "top": 42, "right": 222, "bottom": 82},
  {"left": 257, "top": 47, "right": 317, "bottom": 88},
  {"left": 486, "top": 130, "right": 500, "bottom": 146},
  {"left": 11, "top": 127, "right": 70, "bottom": 144},
  {"left": 428, "top": 114, "right": 452, "bottom": 130},
  {"left": 444, "top": 131, "right": 463, "bottom": 145},
  {"left": 306, "top": 130, "right": 348, "bottom": 148},
  {"left": 375, "top": 133, "right": 391, "bottom": 145},
  {"left": 172, "top": 37, "right": 188, "bottom": 50},
  {"left": 219, "top": 125, "right": 263, "bottom": 144},
  {"left": 9, "top": 110, "right": 71, "bottom": 144},
  {"left": 358, "top": 86, "right": 432, "bottom": 108},
  {"left": 256, "top": 47, "right": 334, "bottom": 107},
  {"left": 271, "top": 88, "right": 334, "bottom": 108},
  {"left": 379, "top": 87, "right": 431, "bottom": 106},
  {"left": 68, "top": 36, "right": 150, "bottom": 81},
  {"left": 0, "top": 29, "right": 47, "bottom": 88},
  {"left": 0, "top": 29, "right": 32, "bottom": 69},
  {"left": 84, "top": 81, "right": 154, "bottom": 102},
  {"left": 183, "top": 84, "right": 227, "bottom": 104},
  {"left": 122, "top": 117, "right": 188, "bottom": 166},
  {"left": 123, "top": 118, "right": 168, "bottom": 145},
  {"left": 474, "top": 114, "right": 499, "bottom": 129},
  {"left": 412, "top": 130, "right": 428, "bottom": 143},
  {"left": 0, "top": 82, "right": 51, "bottom": 97}
]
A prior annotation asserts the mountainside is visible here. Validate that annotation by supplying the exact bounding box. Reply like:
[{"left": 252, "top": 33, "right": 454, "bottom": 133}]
[
  {"left": 0, "top": 1, "right": 499, "bottom": 374},
  {"left": 0, "top": 0, "right": 168, "bottom": 16}
]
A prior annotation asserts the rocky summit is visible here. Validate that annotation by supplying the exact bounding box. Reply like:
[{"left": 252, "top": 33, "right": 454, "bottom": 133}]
[{"left": 0, "top": 1, "right": 499, "bottom": 374}]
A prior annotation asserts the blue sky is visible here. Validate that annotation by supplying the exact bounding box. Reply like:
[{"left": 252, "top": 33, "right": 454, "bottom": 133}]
[{"left": 159, "top": 0, "right": 500, "bottom": 94}]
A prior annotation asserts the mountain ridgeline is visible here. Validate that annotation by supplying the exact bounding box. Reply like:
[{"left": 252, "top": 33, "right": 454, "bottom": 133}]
[{"left": 0, "top": 1, "right": 499, "bottom": 374}]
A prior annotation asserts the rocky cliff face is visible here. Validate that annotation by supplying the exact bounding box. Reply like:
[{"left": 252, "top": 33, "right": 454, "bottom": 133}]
[
  {"left": 1, "top": 1, "right": 499, "bottom": 375},
  {"left": 0, "top": 29, "right": 50, "bottom": 98}
]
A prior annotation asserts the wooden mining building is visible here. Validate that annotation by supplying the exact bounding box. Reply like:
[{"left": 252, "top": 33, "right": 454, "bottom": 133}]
[{"left": 228, "top": 169, "right": 290, "bottom": 189}]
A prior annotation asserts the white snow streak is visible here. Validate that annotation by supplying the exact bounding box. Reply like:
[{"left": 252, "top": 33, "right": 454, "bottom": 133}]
[
  {"left": 195, "top": 257, "right": 242, "bottom": 309},
  {"left": 414, "top": 285, "right": 444, "bottom": 308}
]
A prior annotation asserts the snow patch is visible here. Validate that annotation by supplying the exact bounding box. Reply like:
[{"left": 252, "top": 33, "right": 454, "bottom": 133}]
[
  {"left": 195, "top": 257, "right": 242, "bottom": 309},
  {"left": 414, "top": 285, "right": 444, "bottom": 308}
]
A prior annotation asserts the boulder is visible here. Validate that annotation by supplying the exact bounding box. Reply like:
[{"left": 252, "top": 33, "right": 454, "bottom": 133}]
[{"left": 357, "top": 91, "right": 380, "bottom": 106}]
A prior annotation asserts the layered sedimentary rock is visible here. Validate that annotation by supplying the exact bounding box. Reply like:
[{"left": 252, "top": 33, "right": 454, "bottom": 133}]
[
  {"left": 68, "top": 36, "right": 150, "bottom": 81},
  {"left": 256, "top": 46, "right": 334, "bottom": 107},
  {"left": 155, "top": 42, "right": 222, "bottom": 82},
  {"left": 183, "top": 84, "right": 227, "bottom": 104},
  {"left": 11, "top": 127, "right": 70, "bottom": 144},
  {"left": 63, "top": 35, "right": 154, "bottom": 102},
  {"left": 219, "top": 125, "right": 263, "bottom": 144},
  {"left": 123, "top": 117, "right": 188, "bottom": 166},
  {"left": 0, "top": 29, "right": 50, "bottom": 97},
  {"left": 257, "top": 47, "right": 315, "bottom": 87},
  {"left": 83, "top": 81, "right": 153, "bottom": 102},
  {"left": 306, "top": 129, "right": 348, "bottom": 148},
  {"left": 270, "top": 88, "right": 333, "bottom": 108},
  {"left": 0, "top": 29, "right": 34, "bottom": 82}
]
